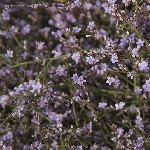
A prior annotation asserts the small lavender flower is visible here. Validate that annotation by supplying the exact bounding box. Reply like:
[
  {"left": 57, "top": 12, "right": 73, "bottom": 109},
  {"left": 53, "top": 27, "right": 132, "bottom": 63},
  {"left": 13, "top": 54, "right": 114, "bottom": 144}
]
[
  {"left": 135, "top": 137, "right": 144, "bottom": 148},
  {"left": 87, "top": 21, "right": 95, "bottom": 30},
  {"left": 1, "top": 11, "right": 10, "bottom": 21},
  {"left": 135, "top": 115, "right": 144, "bottom": 129},
  {"left": 101, "top": 3, "right": 111, "bottom": 14},
  {"left": 21, "top": 52, "right": 28, "bottom": 59},
  {"left": 52, "top": 49, "right": 62, "bottom": 57},
  {"left": 74, "top": 0, "right": 82, "bottom": 7},
  {"left": 35, "top": 41, "right": 45, "bottom": 50},
  {"left": 116, "top": 127, "right": 124, "bottom": 138},
  {"left": 138, "top": 61, "right": 149, "bottom": 71},
  {"left": 5, "top": 50, "right": 13, "bottom": 58},
  {"left": 108, "top": 0, "right": 117, "bottom": 4},
  {"left": 52, "top": 30, "right": 62, "bottom": 38},
  {"left": 72, "top": 73, "right": 86, "bottom": 86},
  {"left": 111, "top": 53, "right": 118, "bottom": 63},
  {"left": 83, "top": 2, "right": 93, "bottom": 10},
  {"left": 115, "top": 102, "right": 125, "bottom": 110},
  {"left": 136, "top": 39, "right": 144, "bottom": 48},
  {"left": 131, "top": 48, "right": 139, "bottom": 57},
  {"left": 2, "top": 132, "right": 13, "bottom": 141},
  {"left": 9, "top": 25, "right": 18, "bottom": 34},
  {"left": 98, "top": 102, "right": 107, "bottom": 109},
  {"left": 71, "top": 52, "right": 80, "bottom": 64},
  {"left": 134, "top": 87, "right": 143, "bottom": 95},
  {"left": 86, "top": 56, "right": 98, "bottom": 65},
  {"left": 114, "top": 79, "right": 120, "bottom": 86},
  {"left": 100, "top": 63, "right": 109, "bottom": 72},
  {"left": 106, "top": 77, "right": 115, "bottom": 85},
  {"left": 21, "top": 24, "right": 31, "bottom": 35},
  {"left": 72, "top": 26, "right": 81, "bottom": 33},
  {"left": 122, "top": 0, "right": 131, "bottom": 5},
  {"left": 55, "top": 65, "right": 67, "bottom": 76},
  {"left": 142, "top": 78, "right": 150, "bottom": 93},
  {"left": 0, "top": 95, "right": 10, "bottom": 108}
]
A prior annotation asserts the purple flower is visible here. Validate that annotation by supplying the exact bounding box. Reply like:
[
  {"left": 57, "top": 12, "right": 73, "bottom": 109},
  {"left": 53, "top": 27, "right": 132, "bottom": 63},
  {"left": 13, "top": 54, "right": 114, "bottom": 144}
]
[
  {"left": 5, "top": 50, "right": 13, "bottom": 58},
  {"left": 86, "top": 56, "right": 98, "bottom": 65},
  {"left": 106, "top": 77, "right": 115, "bottom": 85},
  {"left": 111, "top": 53, "right": 118, "bottom": 63},
  {"left": 21, "top": 24, "right": 31, "bottom": 35},
  {"left": 108, "top": 0, "right": 116, "bottom": 4},
  {"left": 1, "top": 11, "right": 10, "bottom": 21},
  {"left": 101, "top": 3, "right": 111, "bottom": 14},
  {"left": 83, "top": 2, "right": 93, "bottom": 10},
  {"left": 138, "top": 61, "right": 149, "bottom": 71},
  {"left": 114, "top": 79, "right": 120, "bottom": 86},
  {"left": 134, "top": 87, "right": 143, "bottom": 95},
  {"left": 122, "top": 0, "right": 131, "bottom": 5},
  {"left": 0, "top": 95, "right": 10, "bottom": 108},
  {"left": 66, "top": 12, "right": 76, "bottom": 23},
  {"left": 135, "top": 137, "right": 144, "bottom": 148},
  {"left": 142, "top": 78, "right": 150, "bottom": 93},
  {"left": 87, "top": 21, "right": 95, "bottom": 30},
  {"left": 135, "top": 115, "right": 144, "bottom": 129},
  {"left": 52, "top": 30, "right": 62, "bottom": 38},
  {"left": 21, "top": 52, "right": 28, "bottom": 59},
  {"left": 98, "top": 102, "right": 107, "bottom": 109},
  {"left": 35, "top": 41, "right": 45, "bottom": 50},
  {"left": 55, "top": 65, "right": 67, "bottom": 76},
  {"left": 115, "top": 102, "right": 125, "bottom": 110},
  {"left": 72, "top": 73, "right": 86, "bottom": 86},
  {"left": 52, "top": 49, "right": 62, "bottom": 57},
  {"left": 132, "top": 48, "right": 139, "bottom": 57},
  {"left": 72, "top": 26, "right": 81, "bottom": 33},
  {"left": 100, "top": 63, "right": 108, "bottom": 72},
  {"left": 136, "top": 39, "right": 144, "bottom": 48},
  {"left": 71, "top": 52, "right": 80, "bottom": 64},
  {"left": 74, "top": 0, "right": 82, "bottom": 7},
  {"left": 2, "top": 132, "right": 13, "bottom": 141}
]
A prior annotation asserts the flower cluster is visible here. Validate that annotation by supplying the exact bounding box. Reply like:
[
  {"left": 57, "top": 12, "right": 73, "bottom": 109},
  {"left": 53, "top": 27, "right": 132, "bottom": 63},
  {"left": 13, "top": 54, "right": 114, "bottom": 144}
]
[{"left": 0, "top": 0, "right": 149, "bottom": 149}]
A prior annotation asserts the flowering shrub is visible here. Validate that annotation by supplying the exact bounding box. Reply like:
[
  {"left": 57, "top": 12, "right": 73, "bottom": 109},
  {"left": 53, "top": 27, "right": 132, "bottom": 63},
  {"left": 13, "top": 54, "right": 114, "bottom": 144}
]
[{"left": 0, "top": 0, "right": 150, "bottom": 149}]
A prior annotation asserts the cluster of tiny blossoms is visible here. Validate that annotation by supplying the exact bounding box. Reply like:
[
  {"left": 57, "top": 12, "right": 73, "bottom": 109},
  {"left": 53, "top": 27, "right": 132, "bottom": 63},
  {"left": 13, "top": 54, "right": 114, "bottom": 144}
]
[{"left": 0, "top": 0, "right": 149, "bottom": 149}]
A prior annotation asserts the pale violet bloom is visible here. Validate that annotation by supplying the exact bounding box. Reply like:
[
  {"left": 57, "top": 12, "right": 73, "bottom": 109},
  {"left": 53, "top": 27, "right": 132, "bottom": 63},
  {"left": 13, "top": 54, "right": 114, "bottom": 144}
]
[
  {"left": 106, "top": 77, "right": 115, "bottom": 85},
  {"left": 134, "top": 87, "right": 143, "bottom": 95},
  {"left": 138, "top": 61, "right": 149, "bottom": 71},
  {"left": 136, "top": 39, "right": 144, "bottom": 48},
  {"left": 114, "top": 79, "right": 120, "bottom": 86},
  {"left": 52, "top": 50, "right": 62, "bottom": 58},
  {"left": 71, "top": 52, "right": 80, "bottom": 64},
  {"left": 1, "top": 11, "right": 10, "bottom": 21},
  {"left": 115, "top": 102, "right": 125, "bottom": 110},
  {"left": 5, "top": 50, "right": 13, "bottom": 58},
  {"left": 111, "top": 53, "right": 118, "bottom": 63},
  {"left": 135, "top": 116, "right": 144, "bottom": 129},
  {"left": 87, "top": 21, "right": 95, "bottom": 30},
  {"left": 83, "top": 2, "right": 93, "bottom": 10},
  {"left": 135, "top": 137, "right": 144, "bottom": 148},
  {"left": 142, "top": 78, "right": 150, "bottom": 93},
  {"left": 0, "top": 95, "right": 10, "bottom": 108},
  {"left": 86, "top": 56, "right": 98, "bottom": 65},
  {"left": 98, "top": 102, "right": 107, "bottom": 109},
  {"left": 55, "top": 65, "right": 67, "bottom": 76},
  {"left": 122, "top": 0, "right": 131, "bottom": 5},
  {"left": 21, "top": 24, "right": 31, "bottom": 35},
  {"left": 35, "top": 41, "right": 45, "bottom": 50},
  {"left": 74, "top": 0, "right": 82, "bottom": 7},
  {"left": 131, "top": 48, "right": 139, "bottom": 57},
  {"left": 72, "top": 73, "right": 86, "bottom": 86},
  {"left": 72, "top": 26, "right": 81, "bottom": 33}
]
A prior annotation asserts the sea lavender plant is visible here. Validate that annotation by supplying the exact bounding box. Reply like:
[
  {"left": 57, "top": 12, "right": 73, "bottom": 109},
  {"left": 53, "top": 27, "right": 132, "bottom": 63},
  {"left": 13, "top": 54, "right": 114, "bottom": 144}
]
[{"left": 0, "top": 0, "right": 149, "bottom": 149}]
